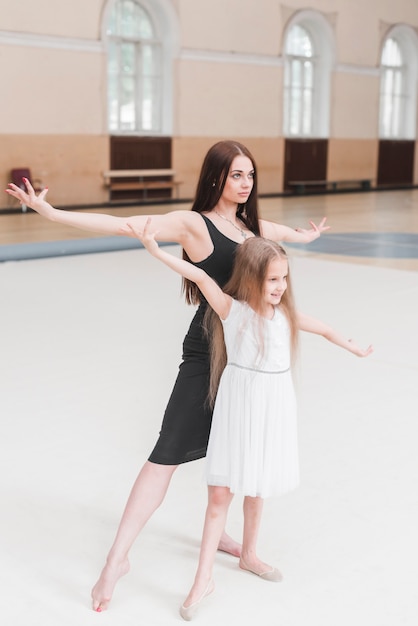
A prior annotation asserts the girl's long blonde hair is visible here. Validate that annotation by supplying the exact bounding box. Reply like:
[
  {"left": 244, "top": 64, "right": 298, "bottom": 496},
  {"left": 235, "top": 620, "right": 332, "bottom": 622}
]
[{"left": 204, "top": 238, "right": 298, "bottom": 407}]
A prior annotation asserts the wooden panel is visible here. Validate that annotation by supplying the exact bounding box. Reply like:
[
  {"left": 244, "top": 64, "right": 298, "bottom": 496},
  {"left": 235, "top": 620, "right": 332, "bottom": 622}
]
[
  {"left": 283, "top": 139, "right": 328, "bottom": 192},
  {"left": 110, "top": 136, "right": 171, "bottom": 169},
  {"left": 110, "top": 136, "right": 173, "bottom": 200},
  {"left": 377, "top": 140, "right": 415, "bottom": 186}
]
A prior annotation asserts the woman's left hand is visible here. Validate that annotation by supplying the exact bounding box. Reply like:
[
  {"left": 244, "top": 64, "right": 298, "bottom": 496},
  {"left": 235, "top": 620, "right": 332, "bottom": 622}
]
[{"left": 295, "top": 217, "right": 330, "bottom": 241}]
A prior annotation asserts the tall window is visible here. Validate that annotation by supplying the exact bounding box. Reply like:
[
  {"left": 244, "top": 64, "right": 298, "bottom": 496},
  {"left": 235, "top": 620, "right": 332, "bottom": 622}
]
[
  {"left": 284, "top": 25, "right": 314, "bottom": 136},
  {"left": 283, "top": 12, "right": 332, "bottom": 138},
  {"left": 106, "top": 0, "right": 162, "bottom": 133},
  {"left": 379, "top": 33, "right": 417, "bottom": 139}
]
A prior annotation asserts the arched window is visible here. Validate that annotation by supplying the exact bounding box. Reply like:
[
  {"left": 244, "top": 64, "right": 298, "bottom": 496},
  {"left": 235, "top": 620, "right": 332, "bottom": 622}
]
[
  {"left": 283, "top": 12, "right": 333, "bottom": 138},
  {"left": 284, "top": 25, "right": 314, "bottom": 136},
  {"left": 379, "top": 28, "right": 418, "bottom": 139},
  {"left": 106, "top": 0, "right": 163, "bottom": 133}
]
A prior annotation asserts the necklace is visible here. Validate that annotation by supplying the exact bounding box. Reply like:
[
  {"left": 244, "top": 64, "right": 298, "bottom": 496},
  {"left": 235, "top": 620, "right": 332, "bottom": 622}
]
[{"left": 214, "top": 210, "right": 248, "bottom": 239}]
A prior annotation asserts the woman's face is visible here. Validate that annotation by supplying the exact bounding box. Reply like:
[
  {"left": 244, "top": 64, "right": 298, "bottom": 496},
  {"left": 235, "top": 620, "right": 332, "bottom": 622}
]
[{"left": 221, "top": 155, "right": 254, "bottom": 204}]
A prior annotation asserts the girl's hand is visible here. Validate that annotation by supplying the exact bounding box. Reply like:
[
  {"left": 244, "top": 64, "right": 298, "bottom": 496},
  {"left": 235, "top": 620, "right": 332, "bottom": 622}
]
[
  {"left": 348, "top": 340, "right": 374, "bottom": 357},
  {"left": 127, "top": 218, "right": 160, "bottom": 255},
  {"left": 6, "top": 178, "right": 51, "bottom": 217},
  {"left": 295, "top": 217, "right": 330, "bottom": 241}
]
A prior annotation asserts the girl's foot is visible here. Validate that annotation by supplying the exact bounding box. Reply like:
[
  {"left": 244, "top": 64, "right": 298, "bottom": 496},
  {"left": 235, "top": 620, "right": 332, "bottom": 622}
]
[
  {"left": 91, "top": 559, "right": 130, "bottom": 611},
  {"left": 239, "top": 556, "right": 283, "bottom": 582},
  {"left": 180, "top": 579, "right": 215, "bottom": 621},
  {"left": 217, "top": 532, "right": 241, "bottom": 557}
]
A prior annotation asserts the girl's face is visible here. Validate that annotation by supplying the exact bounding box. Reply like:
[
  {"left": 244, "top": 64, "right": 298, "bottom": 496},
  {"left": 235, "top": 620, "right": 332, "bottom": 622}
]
[
  {"left": 221, "top": 155, "right": 254, "bottom": 204},
  {"left": 262, "top": 257, "right": 288, "bottom": 306}
]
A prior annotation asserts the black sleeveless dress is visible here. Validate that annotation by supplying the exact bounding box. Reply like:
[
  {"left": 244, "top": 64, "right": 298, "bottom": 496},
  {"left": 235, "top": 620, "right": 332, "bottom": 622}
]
[{"left": 148, "top": 214, "right": 239, "bottom": 465}]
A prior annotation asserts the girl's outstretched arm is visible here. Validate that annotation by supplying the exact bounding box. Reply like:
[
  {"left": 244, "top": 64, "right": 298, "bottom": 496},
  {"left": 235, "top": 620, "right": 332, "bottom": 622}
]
[
  {"left": 128, "top": 219, "right": 232, "bottom": 320},
  {"left": 297, "top": 312, "right": 373, "bottom": 357},
  {"left": 260, "top": 216, "right": 330, "bottom": 244}
]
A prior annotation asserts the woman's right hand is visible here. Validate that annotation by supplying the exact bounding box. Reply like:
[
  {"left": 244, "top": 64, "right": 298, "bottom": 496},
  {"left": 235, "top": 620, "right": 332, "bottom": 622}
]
[{"left": 6, "top": 178, "right": 53, "bottom": 218}]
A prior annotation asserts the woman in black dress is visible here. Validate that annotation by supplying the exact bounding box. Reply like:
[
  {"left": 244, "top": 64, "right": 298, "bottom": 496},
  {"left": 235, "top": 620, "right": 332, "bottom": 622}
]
[{"left": 7, "top": 140, "right": 328, "bottom": 611}]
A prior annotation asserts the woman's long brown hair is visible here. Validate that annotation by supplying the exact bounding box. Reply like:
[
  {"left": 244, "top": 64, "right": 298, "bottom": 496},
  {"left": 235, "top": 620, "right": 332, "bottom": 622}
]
[
  {"left": 183, "top": 140, "right": 261, "bottom": 305},
  {"left": 204, "top": 238, "right": 299, "bottom": 407}
]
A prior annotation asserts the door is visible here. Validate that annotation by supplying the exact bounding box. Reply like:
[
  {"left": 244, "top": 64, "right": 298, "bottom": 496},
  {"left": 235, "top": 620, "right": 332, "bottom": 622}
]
[
  {"left": 283, "top": 139, "right": 328, "bottom": 191},
  {"left": 377, "top": 140, "right": 415, "bottom": 186}
]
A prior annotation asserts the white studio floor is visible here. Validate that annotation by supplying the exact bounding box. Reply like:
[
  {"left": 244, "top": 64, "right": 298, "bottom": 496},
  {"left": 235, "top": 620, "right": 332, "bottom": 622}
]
[{"left": 1, "top": 245, "right": 417, "bottom": 626}]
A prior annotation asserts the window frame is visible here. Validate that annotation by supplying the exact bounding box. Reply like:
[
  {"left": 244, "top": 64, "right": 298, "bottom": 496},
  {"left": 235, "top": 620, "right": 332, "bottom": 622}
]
[
  {"left": 282, "top": 10, "right": 334, "bottom": 139},
  {"left": 379, "top": 27, "right": 418, "bottom": 140},
  {"left": 102, "top": 0, "right": 178, "bottom": 136}
]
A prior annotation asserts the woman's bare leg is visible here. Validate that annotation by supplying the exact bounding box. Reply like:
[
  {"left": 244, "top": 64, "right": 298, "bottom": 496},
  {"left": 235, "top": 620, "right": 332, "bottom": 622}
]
[
  {"left": 182, "top": 486, "right": 234, "bottom": 609},
  {"left": 91, "top": 461, "right": 178, "bottom": 611}
]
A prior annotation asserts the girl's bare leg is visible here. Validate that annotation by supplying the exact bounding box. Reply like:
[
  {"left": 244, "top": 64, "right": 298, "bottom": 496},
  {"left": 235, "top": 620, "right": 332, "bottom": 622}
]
[
  {"left": 217, "top": 531, "right": 241, "bottom": 557},
  {"left": 182, "top": 486, "right": 234, "bottom": 609},
  {"left": 239, "top": 496, "right": 275, "bottom": 574},
  {"left": 91, "top": 463, "right": 241, "bottom": 611}
]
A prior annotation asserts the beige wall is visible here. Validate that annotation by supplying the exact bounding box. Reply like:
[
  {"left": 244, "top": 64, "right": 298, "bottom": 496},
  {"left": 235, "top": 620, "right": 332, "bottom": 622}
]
[
  {"left": 179, "top": 0, "right": 281, "bottom": 55},
  {"left": 1, "top": 135, "right": 109, "bottom": 206},
  {"left": 0, "top": 0, "right": 104, "bottom": 38},
  {"left": 327, "top": 140, "right": 378, "bottom": 183},
  {"left": 0, "top": 44, "right": 106, "bottom": 135},
  {"left": 177, "top": 61, "right": 282, "bottom": 137},
  {"left": 331, "top": 71, "right": 380, "bottom": 140},
  {"left": 1, "top": 0, "right": 418, "bottom": 206}
]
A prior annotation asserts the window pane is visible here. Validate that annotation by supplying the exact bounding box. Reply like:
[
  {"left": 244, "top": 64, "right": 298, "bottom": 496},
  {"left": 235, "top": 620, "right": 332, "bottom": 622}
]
[
  {"left": 382, "top": 38, "right": 402, "bottom": 67},
  {"left": 304, "top": 61, "right": 313, "bottom": 88},
  {"left": 302, "top": 88, "right": 312, "bottom": 134},
  {"left": 108, "top": 41, "right": 118, "bottom": 74},
  {"left": 285, "top": 24, "right": 313, "bottom": 57},
  {"left": 291, "top": 59, "right": 301, "bottom": 86},
  {"left": 393, "top": 71, "right": 402, "bottom": 96},
  {"left": 289, "top": 87, "right": 301, "bottom": 135},
  {"left": 108, "top": 74, "right": 119, "bottom": 131},
  {"left": 142, "top": 44, "right": 161, "bottom": 76},
  {"left": 121, "top": 42, "right": 136, "bottom": 75},
  {"left": 121, "top": 1, "right": 153, "bottom": 39},
  {"left": 142, "top": 77, "right": 158, "bottom": 130},
  {"left": 120, "top": 76, "right": 135, "bottom": 130},
  {"left": 107, "top": 1, "right": 154, "bottom": 38}
]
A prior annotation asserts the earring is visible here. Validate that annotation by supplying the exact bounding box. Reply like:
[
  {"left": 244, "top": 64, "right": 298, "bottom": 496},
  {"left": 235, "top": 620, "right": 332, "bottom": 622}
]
[{"left": 212, "top": 181, "right": 216, "bottom": 187}]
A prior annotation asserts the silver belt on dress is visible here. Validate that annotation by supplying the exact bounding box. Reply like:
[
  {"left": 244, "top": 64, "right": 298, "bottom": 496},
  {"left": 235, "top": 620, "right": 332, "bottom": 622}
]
[{"left": 227, "top": 362, "right": 290, "bottom": 374}]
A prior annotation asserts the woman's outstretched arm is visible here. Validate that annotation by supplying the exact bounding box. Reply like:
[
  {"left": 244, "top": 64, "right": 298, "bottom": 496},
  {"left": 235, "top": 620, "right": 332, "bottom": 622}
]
[
  {"left": 5, "top": 178, "right": 197, "bottom": 243},
  {"left": 297, "top": 312, "right": 374, "bottom": 357},
  {"left": 260, "top": 216, "right": 330, "bottom": 244}
]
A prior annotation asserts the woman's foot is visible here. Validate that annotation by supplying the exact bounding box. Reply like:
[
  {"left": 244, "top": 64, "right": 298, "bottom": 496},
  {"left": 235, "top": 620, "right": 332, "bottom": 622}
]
[
  {"left": 91, "top": 559, "right": 130, "bottom": 611},
  {"left": 180, "top": 579, "right": 215, "bottom": 621},
  {"left": 239, "top": 556, "right": 283, "bottom": 582},
  {"left": 217, "top": 532, "right": 241, "bottom": 557}
]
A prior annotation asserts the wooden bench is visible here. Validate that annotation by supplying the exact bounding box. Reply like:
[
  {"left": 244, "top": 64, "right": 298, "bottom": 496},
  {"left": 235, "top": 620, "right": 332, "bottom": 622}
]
[
  {"left": 288, "top": 179, "right": 372, "bottom": 194},
  {"left": 103, "top": 169, "right": 182, "bottom": 200}
]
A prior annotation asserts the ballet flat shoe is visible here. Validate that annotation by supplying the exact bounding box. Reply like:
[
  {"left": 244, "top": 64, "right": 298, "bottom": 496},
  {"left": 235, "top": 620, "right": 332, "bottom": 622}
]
[
  {"left": 179, "top": 580, "right": 214, "bottom": 621},
  {"left": 239, "top": 560, "right": 283, "bottom": 583}
]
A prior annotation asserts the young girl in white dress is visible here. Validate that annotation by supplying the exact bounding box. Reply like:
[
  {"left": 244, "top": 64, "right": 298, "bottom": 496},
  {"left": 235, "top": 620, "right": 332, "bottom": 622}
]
[{"left": 129, "top": 218, "right": 373, "bottom": 621}]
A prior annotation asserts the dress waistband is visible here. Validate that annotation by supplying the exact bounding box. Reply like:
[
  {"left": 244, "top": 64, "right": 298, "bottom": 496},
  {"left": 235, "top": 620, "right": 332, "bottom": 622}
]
[{"left": 227, "top": 362, "right": 290, "bottom": 374}]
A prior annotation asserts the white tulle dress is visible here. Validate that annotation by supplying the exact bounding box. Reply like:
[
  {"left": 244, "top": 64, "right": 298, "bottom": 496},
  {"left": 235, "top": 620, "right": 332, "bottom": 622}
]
[{"left": 205, "top": 299, "right": 299, "bottom": 498}]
